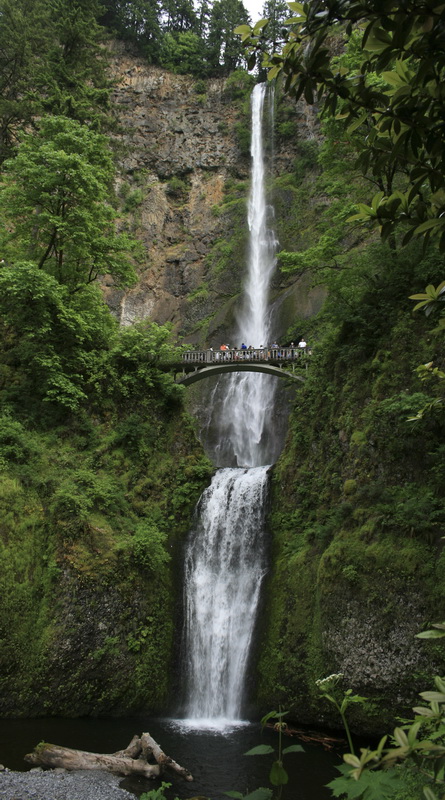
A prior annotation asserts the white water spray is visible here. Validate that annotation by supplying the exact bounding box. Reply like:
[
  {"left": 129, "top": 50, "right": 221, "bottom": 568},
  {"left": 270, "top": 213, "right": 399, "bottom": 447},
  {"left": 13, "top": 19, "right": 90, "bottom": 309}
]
[
  {"left": 181, "top": 84, "right": 278, "bottom": 727},
  {"left": 182, "top": 467, "right": 269, "bottom": 724}
]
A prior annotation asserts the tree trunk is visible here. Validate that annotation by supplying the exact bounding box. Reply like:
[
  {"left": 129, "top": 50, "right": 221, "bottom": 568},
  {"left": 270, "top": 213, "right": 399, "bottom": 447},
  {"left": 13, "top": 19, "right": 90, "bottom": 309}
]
[{"left": 25, "top": 732, "right": 193, "bottom": 782}]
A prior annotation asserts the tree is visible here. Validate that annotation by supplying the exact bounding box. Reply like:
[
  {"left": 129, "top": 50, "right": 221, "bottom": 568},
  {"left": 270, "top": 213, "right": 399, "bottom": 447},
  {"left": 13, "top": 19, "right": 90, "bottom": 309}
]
[
  {"left": 161, "top": 0, "right": 198, "bottom": 33},
  {"left": 159, "top": 31, "right": 209, "bottom": 75},
  {"left": 42, "top": 0, "right": 111, "bottom": 126},
  {"left": 99, "top": 0, "right": 163, "bottom": 62},
  {"left": 196, "top": 0, "right": 212, "bottom": 39},
  {"left": 261, "top": 0, "right": 290, "bottom": 51},
  {"left": 0, "top": 0, "right": 51, "bottom": 162},
  {"left": 237, "top": 1, "right": 445, "bottom": 251},
  {"left": 0, "top": 0, "right": 111, "bottom": 164},
  {"left": 0, "top": 115, "right": 136, "bottom": 292},
  {"left": 208, "top": 0, "right": 250, "bottom": 75},
  {"left": 0, "top": 263, "right": 115, "bottom": 412}
]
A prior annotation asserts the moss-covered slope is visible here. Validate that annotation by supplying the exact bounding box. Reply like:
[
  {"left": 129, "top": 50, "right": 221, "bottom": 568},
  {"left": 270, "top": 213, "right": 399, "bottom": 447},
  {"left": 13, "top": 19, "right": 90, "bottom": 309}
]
[
  {"left": 0, "top": 322, "right": 212, "bottom": 717},
  {"left": 258, "top": 243, "right": 445, "bottom": 734}
]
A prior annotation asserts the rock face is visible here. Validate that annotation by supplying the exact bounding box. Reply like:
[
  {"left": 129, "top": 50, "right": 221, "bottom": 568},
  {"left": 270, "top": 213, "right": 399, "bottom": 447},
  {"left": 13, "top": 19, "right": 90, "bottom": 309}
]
[{"left": 105, "top": 44, "right": 323, "bottom": 344}]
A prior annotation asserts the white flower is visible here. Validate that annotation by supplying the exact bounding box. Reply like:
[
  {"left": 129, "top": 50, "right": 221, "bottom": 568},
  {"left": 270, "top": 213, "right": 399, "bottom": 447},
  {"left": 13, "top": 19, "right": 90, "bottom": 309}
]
[{"left": 315, "top": 673, "right": 344, "bottom": 691}]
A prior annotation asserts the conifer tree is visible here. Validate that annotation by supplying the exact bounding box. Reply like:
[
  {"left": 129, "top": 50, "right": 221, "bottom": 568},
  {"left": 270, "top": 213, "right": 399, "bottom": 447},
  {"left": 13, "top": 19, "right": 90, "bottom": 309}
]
[{"left": 208, "top": 0, "right": 249, "bottom": 75}]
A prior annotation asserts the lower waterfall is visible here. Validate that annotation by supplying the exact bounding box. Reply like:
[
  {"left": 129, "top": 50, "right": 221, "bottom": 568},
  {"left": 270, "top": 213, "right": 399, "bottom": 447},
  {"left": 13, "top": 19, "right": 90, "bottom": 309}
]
[{"left": 181, "top": 467, "right": 269, "bottom": 726}]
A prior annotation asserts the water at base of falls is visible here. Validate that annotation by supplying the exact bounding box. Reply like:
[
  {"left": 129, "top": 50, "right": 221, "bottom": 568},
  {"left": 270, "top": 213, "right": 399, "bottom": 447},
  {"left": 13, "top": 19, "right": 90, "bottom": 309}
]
[{"left": 181, "top": 466, "right": 270, "bottom": 727}]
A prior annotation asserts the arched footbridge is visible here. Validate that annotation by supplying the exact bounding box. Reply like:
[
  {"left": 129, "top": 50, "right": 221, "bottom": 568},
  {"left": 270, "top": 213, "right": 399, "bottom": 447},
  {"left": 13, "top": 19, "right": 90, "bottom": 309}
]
[{"left": 159, "top": 347, "right": 309, "bottom": 386}]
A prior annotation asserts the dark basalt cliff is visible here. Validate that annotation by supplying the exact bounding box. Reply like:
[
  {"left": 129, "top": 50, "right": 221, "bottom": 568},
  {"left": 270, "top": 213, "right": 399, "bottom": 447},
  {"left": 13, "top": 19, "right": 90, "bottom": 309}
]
[{"left": 104, "top": 44, "right": 323, "bottom": 346}]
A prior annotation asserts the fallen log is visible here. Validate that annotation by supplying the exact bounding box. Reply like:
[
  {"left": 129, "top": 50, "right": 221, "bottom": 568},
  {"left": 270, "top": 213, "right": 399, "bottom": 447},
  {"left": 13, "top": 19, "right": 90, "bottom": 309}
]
[
  {"left": 141, "top": 732, "right": 193, "bottom": 781},
  {"left": 25, "top": 732, "right": 193, "bottom": 781}
]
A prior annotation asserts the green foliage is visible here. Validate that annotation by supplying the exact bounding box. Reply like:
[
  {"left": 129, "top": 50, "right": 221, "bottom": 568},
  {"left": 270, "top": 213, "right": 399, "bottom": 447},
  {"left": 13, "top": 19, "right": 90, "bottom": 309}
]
[
  {"left": 226, "top": 790, "right": 273, "bottom": 800},
  {"left": 417, "top": 623, "right": 445, "bottom": 641},
  {"left": 410, "top": 281, "right": 445, "bottom": 318},
  {"left": 123, "top": 188, "right": 145, "bottom": 212},
  {"left": 292, "top": 139, "right": 319, "bottom": 182},
  {"left": 0, "top": 0, "right": 110, "bottom": 163},
  {"left": 315, "top": 674, "right": 367, "bottom": 755},
  {"left": 0, "top": 417, "right": 40, "bottom": 466},
  {"left": 240, "top": 0, "right": 445, "bottom": 250},
  {"left": 223, "top": 69, "right": 256, "bottom": 100},
  {"left": 244, "top": 709, "right": 304, "bottom": 797},
  {"left": 327, "top": 669, "right": 445, "bottom": 800},
  {"left": 140, "top": 783, "right": 180, "bottom": 800},
  {"left": 0, "top": 379, "right": 211, "bottom": 715},
  {"left": 0, "top": 115, "right": 136, "bottom": 292},
  {"left": 328, "top": 762, "right": 402, "bottom": 800},
  {"left": 166, "top": 176, "right": 189, "bottom": 198},
  {"left": 193, "top": 79, "right": 207, "bottom": 94},
  {"left": 0, "top": 263, "right": 115, "bottom": 413},
  {"left": 101, "top": 320, "right": 183, "bottom": 407},
  {"left": 276, "top": 120, "right": 295, "bottom": 139},
  {"left": 120, "top": 519, "right": 170, "bottom": 572},
  {"left": 208, "top": 0, "right": 250, "bottom": 75},
  {"left": 235, "top": 120, "right": 252, "bottom": 156},
  {"left": 159, "top": 31, "right": 209, "bottom": 76}
]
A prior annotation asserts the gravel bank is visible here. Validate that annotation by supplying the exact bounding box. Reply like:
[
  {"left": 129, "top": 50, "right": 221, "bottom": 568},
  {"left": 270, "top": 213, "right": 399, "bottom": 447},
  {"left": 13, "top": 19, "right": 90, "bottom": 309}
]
[{"left": 0, "top": 767, "right": 138, "bottom": 800}]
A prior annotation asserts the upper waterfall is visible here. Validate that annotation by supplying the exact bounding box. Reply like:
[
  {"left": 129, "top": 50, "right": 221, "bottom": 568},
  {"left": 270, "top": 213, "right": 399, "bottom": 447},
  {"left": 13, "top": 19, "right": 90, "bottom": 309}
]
[{"left": 214, "top": 83, "right": 279, "bottom": 468}]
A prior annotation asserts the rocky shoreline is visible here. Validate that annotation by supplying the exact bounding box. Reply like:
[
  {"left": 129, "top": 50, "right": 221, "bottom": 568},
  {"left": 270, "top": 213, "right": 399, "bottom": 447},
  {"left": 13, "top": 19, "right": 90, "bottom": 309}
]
[{"left": 0, "top": 767, "right": 138, "bottom": 800}]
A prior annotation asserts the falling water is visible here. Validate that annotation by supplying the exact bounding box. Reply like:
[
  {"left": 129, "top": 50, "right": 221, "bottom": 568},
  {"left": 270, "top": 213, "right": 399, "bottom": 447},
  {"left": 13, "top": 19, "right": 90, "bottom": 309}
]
[
  {"left": 181, "top": 84, "right": 277, "bottom": 727},
  {"left": 215, "top": 83, "right": 278, "bottom": 468},
  {"left": 182, "top": 467, "right": 269, "bottom": 724}
]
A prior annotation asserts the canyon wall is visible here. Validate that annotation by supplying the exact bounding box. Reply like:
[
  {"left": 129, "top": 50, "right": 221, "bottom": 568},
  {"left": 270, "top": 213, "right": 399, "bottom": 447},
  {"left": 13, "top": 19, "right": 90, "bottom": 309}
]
[{"left": 105, "top": 44, "right": 324, "bottom": 346}]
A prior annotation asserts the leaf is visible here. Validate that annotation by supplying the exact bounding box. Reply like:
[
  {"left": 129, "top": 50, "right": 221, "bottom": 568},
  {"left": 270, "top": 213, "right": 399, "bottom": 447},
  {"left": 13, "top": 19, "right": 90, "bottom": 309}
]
[
  {"left": 343, "top": 753, "right": 361, "bottom": 768},
  {"left": 423, "top": 787, "right": 439, "bottom": 800},
  {"left": 329, "top": 763, "right": 405, "bottom": 799},
  {"left": 244, "top": 790, "right": 273, "bottom": 800},
  {"left": 287, "top": 2, "right": 305, "bottom": 13},
  {"left": 269, "top": 760, "right": 288, "bottom": 786},
  {"left": 381, "top": 70, "right": 406, "bottom": 87},
  {"left": 393, "top": 727, "right": 409, "bottom": 747},
  {"left": 253, "top": 19, "right": 268, "bottom": 34},
  {"left": 419, "top": 691, "right": 445, "bottom": 703},
  {"left": 260, "top": 710, "right": 279, "bottom": 726},
  {"left": 245, "top": 745, "right": 275, "bottom": 756},
  {"left": 413, "top": 706, "right": 440, "bottom": 718},
  {"left": 282, "top": 744, "right": 305, "bottom": 754},
  {"left": 267, "top": 65, "right": 281, "bottom": 81},
  {"left": 234, "top": 25, "right": 251, "bottom": 35},
  {"left": 371, "top": 192, "right": 385, "bottom": 211},
  {"left": 407, "top": 721, "right": 422, "bottom": 745},
  {"left": 347, "top": 113, "right": 368, "bottom": 133},
  {"left": 415, "top": 218, "right": 444, "bottom": 234}
]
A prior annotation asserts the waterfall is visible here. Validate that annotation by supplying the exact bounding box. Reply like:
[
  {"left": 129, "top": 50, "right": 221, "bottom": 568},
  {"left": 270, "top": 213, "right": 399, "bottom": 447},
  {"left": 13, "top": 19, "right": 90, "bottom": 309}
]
[
  {"left": 180, "top": 84, "right": 277, "bottom": 728},
  {"left": 182, "top": 467, "right": 269, "bottom": 724},
  {"left": 215, "top": 83, "right": 278, "bottom": 468}
]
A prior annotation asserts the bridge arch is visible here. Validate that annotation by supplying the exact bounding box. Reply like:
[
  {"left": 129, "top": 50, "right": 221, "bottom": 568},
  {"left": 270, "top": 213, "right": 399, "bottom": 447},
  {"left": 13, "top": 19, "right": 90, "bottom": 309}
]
[{"left": 177, "top": 362, "right": 306, "bottom": 386}]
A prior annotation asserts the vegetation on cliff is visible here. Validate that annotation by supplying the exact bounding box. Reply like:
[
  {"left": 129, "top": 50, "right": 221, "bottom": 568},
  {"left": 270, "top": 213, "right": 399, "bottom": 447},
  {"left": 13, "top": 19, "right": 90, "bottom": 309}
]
[
  {"left": 0, "top": 0, "right": 213, "bottom": 716},
  {"left": 232, "top": 0, "right": 445, "bottom": 761}
]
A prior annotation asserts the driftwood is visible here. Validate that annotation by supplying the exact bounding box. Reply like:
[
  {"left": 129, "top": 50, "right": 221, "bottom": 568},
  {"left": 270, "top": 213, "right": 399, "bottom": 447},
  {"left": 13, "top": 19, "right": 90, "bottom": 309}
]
[{"left": 25, "top": 732, "right": 194, "bottom": 781}]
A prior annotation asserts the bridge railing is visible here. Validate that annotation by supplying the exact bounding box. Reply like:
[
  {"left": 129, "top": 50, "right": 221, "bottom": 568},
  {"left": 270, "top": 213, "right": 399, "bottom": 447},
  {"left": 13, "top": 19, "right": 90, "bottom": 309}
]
[{"left": 181, "top": 347, "right": 310, "bottom": 364}]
